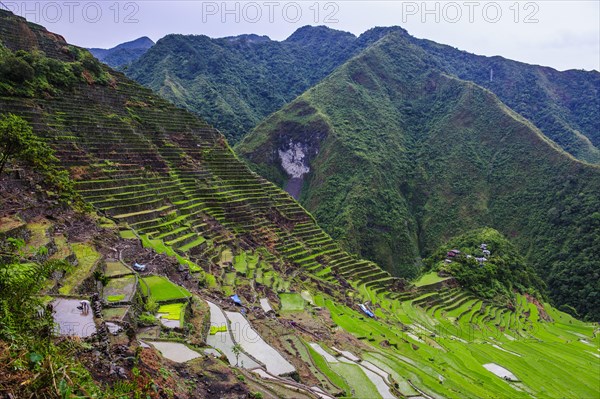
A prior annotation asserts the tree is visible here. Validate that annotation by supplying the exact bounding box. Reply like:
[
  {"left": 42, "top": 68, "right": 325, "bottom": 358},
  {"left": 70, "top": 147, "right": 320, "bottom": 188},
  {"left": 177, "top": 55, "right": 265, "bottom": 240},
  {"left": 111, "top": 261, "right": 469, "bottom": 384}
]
[
  {"left": 0, "top": 113, "right": 41, "bottom": 176},
  {"left": 0, "top": 55, "right": 34, "bottom": 83},
  {"left": 232, "top": 343, "right": 242, "bottom": 366}
]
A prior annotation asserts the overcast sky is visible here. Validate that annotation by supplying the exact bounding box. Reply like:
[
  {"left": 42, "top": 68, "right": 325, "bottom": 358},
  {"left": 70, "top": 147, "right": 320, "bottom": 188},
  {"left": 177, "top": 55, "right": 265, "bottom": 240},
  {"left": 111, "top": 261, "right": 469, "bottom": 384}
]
[{"left": 4, "top": 1, "right": 599, "bottom": 71}]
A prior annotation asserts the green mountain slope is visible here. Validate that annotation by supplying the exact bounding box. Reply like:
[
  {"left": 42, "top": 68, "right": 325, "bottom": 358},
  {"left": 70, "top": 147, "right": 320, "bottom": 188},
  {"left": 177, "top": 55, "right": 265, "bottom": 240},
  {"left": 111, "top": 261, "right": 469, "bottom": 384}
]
[
  {"left": 125, "top": 25, "right": 599, "bottom": 163},
  {"left": 89, "top": 36, "right": 154, "bottom": 68},
  {"left": 237, "top": 31, "right": 600, "bottom": 320},
  {"left": 0, "top": 10, "right": 598, "bottom": 398},
  {"left": 125, "top": 26, "right": 399, "bottom": 142},
  {"left": 408, "top": 36, "right": 600, "bottom": 164},
  {"left": 0, "top": 8, "right": 398, "bottom": 303}
]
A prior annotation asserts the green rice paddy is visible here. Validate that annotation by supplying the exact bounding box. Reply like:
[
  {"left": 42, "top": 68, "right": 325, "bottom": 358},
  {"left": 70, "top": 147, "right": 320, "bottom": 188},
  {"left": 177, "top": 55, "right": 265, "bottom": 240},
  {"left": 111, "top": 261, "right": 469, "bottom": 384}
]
[
  {"left": 59, "top": 243, "right": 101, "bottom": 295},
  {"left": 104, "top": 261, "right": 132, "bottom": 277},
  {"left": 107, "top": 294, "right": 125, "bottom": 302},
  {"left": 157, "top": 303, "right": 186, "bottom": 325},
  {"left": 307, "top": 290, "right": 600, "bottom": 399},
  {"left": 279, "top": 293, "right": 305, "bottom": 312},
  {"left": 414, "top": 271, "right": 451, "bottom": 287},
  {"left": 140, "top": 275, "right": 191, "bottom": 302},
  {"left": 103, "top": 275, "right": 136, "bottom": 303}
]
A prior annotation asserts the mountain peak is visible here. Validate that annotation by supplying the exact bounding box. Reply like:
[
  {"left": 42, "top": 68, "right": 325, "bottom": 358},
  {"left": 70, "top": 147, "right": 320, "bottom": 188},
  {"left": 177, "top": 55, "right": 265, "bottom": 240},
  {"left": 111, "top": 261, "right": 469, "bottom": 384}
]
[
  {"left": 357, "top": 26, "right": 408, "bottom": 44},
  {"left": 285, "top": 25, "right": 356, "bottom": 43},
  {"left": 117, "top": 36, "right": 155, "bottom": 50},
  {"left": 88, "top": 36, "right": 155, "bottom": 68},
  {"left": 90, "top": 36, "right": 155, "bottom": 53}
]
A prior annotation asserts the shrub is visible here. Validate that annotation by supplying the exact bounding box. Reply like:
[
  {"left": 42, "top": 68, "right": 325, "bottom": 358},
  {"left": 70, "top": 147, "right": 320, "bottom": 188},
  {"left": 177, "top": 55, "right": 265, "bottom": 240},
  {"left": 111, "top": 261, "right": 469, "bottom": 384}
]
[{"left": 0, "top": 55, "right": 34, "bottom": 83}]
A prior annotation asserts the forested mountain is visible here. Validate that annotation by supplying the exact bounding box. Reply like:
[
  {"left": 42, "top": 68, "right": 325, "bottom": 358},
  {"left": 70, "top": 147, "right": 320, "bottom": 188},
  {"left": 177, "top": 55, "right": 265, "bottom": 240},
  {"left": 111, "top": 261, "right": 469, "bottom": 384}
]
[
  {"left": 89, "top": 36, "right": 154, "bottom": 68},
  {"left": 237, "top": 30, "right": 600, "bottom": 320},
  {"left": 125, "top": 26, "right": 400, "bottom": 142},
  {"left": 125, "top": 26, "right": 599, "bottom": 163},
  {"left": 406, "top": 36, "right": 600, "bottom": 164}
]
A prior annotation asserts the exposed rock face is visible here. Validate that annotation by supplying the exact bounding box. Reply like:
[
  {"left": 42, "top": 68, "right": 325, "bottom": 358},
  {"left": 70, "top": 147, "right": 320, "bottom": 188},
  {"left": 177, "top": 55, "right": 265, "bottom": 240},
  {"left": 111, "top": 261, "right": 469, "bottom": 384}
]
[
  {"left": 238, "top": 101, "right": 330, "bottom": 200},
  {"left": 278, "top": 141, "right": 311, "bottom": 179},
  {"left": 278, "top": 140, "right": 314, "bottom": 199}
]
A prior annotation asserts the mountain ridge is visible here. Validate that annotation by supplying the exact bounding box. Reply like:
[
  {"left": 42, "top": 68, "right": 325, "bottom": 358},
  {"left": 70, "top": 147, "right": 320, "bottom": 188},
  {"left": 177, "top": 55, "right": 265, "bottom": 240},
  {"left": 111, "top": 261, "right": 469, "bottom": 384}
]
[
  {"left": 237, "top": 30, "right": 600, "bottom": 319},
  {"left": 125, "top": 25, "right": 402, "bottom": 142},
  {"left": 126, "top": 24, "right": 600, "bottom": 164},
  {"left": 89, "top": 36, "right": 154, "bottom": 68}
]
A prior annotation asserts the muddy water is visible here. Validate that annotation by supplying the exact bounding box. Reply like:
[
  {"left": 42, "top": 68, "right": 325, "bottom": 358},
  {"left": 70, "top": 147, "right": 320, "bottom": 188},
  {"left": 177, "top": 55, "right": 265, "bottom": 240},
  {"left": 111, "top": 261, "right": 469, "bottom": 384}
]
[
  {"left": 205, "top": 301, "right": 260, "bottom": 369},
  {"left": 226, "top": 310, "right": 295, "bottom": 376},
  {"left": 148, "top": 341, "right": 201, "bottom": 363},
  {"left": 52, "top": 298, "right": 96, "bottom": 337}
]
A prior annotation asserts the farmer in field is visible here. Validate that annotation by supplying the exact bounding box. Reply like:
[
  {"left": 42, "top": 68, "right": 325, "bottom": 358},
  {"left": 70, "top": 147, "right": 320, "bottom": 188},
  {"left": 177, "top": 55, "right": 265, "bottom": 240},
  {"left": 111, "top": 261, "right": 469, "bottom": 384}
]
[{"left": 78, "top": 299, "right": 91, "bottom": 314}]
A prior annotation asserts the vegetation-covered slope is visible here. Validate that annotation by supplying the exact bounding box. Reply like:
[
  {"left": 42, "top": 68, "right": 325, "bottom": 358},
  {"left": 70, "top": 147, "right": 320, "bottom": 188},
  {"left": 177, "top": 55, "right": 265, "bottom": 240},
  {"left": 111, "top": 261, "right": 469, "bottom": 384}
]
[
  {"left": 237, "top": 31, "right": 600, "bottom": 320},
  {"left": 126, "top": 25, "right": 599, "bottom": 163},
  {"left": 408, "top": 36, "right": 600, "bottom": 164},
  {"left": 89, "top": 36, "right": 154, "bottom": 68},
  {"left": 425, "top": 228, "right": 545, "bottom": 302},
  {"left": 0, "top": 9, "right": 397, "bottom": 302},
  {"left": 0, "top": 10, "right": 598, "bottom": 398},
  {"left": 125, "top": 26, "right": 399, "bottom": 142}
]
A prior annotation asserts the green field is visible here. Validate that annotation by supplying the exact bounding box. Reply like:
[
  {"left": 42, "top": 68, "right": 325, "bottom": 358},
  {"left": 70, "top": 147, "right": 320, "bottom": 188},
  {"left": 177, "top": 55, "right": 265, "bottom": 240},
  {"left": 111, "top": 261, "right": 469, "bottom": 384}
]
[
  {"left": 157, "top": 303, "right": 186, "bottom": 326},
  {"left": 103, "top": 275, "right": 136, "bottom": 303},
  {"left": 329, "top": 362, "right": 381, "bottom": 399},
  {"left": 140, "top": 275, "right": 191, "bottom": 302},
  {"left": 279, "top": 293, "right": 305, "bottom": 312},
  {"left": 413, "top": 271, "right": 451, "bottom": 287},
  {"left": 106, "top": 294, "right": 125, "bottom": 302},
  {"left": 104, "top": 261, "right": 132, "bottom": 277},
  {"left": 59, "top": 243, "right": 101, "bottom": 295},
  {"left": 312, "top": 290, "right": 600, "bottom": 399}
]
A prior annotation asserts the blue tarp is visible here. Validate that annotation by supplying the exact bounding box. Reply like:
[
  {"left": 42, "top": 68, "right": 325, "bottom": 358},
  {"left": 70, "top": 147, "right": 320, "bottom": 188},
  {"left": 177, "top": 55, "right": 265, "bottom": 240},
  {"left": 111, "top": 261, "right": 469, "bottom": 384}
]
[
  {"left": 133, "top": 262, "right": 146, "bottom": 271},
  {"left": 230, "top": 294, "right": 242, "bottom": 305},
  {"left": 359, "top": 303, "right": 375, "bottom": 318}
]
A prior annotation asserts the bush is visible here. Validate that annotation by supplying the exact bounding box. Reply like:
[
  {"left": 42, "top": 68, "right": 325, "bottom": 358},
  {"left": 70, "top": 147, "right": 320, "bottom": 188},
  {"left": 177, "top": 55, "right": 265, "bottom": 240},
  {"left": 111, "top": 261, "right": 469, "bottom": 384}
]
[
  {"left": 0, "top": 114, "right": 80, "bottom": 203},
  {"left": 138, "top": 313, "right": 158, "bottom": 326},
  {"left": 0, "top": 55, "right": 34, "bottom": 83}
]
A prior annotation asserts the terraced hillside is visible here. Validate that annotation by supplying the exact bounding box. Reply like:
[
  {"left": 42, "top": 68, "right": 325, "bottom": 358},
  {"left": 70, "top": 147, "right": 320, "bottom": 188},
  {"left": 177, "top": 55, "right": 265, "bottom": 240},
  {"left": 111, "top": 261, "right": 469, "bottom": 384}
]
[
  {"left": 0, "top": 9, "right": 396, "bottom": 298},
  {"left": 237, "top": 29, "right": 600, "bottom": 319}
]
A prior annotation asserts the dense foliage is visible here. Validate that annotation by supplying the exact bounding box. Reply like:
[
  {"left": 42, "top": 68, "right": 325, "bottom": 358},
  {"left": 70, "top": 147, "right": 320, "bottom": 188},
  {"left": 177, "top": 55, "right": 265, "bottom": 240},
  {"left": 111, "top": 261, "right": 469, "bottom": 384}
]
[
  {"left": 413, "top": 38, "right": 600, "bottom": 164},
  {"left": 125, "top": 26, "right": 399, "bottom": 142},
  {"left": 125, "top": 26, "right": 599, "bottom": 161},
  {"left": 0, "top": 42, "right": 112, "bottom": 96},
  {"left": 0, "top": 114, "right": 78, "bottom": 203},
  {"left": 425, "top": 228, "right": 545, "bottom": 303},
  {"left": 238, "top": 32, "right": 600, "bottom": 320}
]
